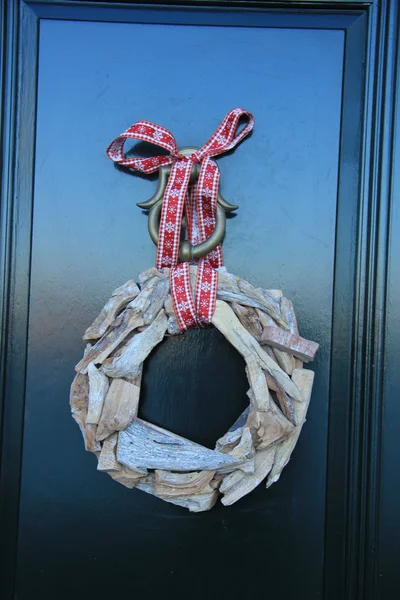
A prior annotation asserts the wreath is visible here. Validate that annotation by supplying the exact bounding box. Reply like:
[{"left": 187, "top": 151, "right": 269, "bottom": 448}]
[{"left": 71, "top": 266, "right": 317, "bottom": 512}]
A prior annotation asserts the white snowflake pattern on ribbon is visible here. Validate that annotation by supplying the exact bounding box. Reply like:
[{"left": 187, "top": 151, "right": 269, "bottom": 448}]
[
  {"left": 152, "top": 130, "right": 163, "bottom": 142},
  {"left": 201, "top": 281, "right": 212, "bottom": 292},
  {"left": 165, "top": 221, "right": 176, "bottom": 233},
  {"left": 178, "top": 301, "right": 191, "bottom": 312},
  {"left": 203, "top": 216, "right": 215, "bottom": 227}
]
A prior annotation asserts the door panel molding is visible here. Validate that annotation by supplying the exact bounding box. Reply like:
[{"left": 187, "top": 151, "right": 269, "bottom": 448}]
[{"left": 1, "top": 1, "right": 397, "bottom": 598}]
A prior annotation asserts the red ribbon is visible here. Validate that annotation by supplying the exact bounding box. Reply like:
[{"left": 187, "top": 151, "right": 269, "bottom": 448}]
[{"left": 106, "top": 108, "right": 254, "bottom": 330}]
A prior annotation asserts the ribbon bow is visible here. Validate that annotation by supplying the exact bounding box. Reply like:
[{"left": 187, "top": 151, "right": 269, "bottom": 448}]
[{"left": 106, "top": 108, "right": 254, "bottom": 330}]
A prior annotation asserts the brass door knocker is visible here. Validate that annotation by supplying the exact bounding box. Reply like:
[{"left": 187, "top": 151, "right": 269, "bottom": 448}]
[{"left": 136, "top": 147, "right": 239, "bottom": 262}]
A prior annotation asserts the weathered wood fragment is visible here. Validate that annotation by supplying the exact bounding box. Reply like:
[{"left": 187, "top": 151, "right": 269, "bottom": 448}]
[
  {"left": 136, "top": 476, "right": 219, "bottom": 512},
  {"left": 274, "top": 388, "right": 297, "bottom": 426},
  {"left": 87, "top": 363, "right": 109, "bottom": 424},
  {"left": 118, "top": 418, "right": 241, "bottom": 472},
  {"left": 267, "top": 368, "right": 315, "bottom": 488},
  {"left": 96, "top": 378, "right": 140, "bottom": 441},
  {"left": 70, "top": 372, "right": 102, "bottom": 451},
  {"left": 230, "top": 302, "right": 263, "bottom": 340},
  {"left": 102, "top": 309, "right": 167, "bottom": 379},
  {"left": 221, "top": 444, "right": 277, "bottom": 506},
  {"left": 107, "top": 465, "right": 146, "bottom": 489},
  {"left": 154, "top": 470, "right": 215, "bottom": 497},
  {"left": 281, "top": 297, "right": 304, "bottom": 368},
  {"left": 70, "top": 372, "right": 89, "bottom": 441},
  {"left": 256, "top": 309, "right": 295, "bottom": 374},
  {"left": 261, "top": 326, "right": 319, "bottom": 362},
  {"left": 245, "top": 382, "right": 295, "bottom": 448},
  {"left": 138, "top": 266, "right": 169, "bottom": 287},
  {"left": 76, "top": 275, "right": 169, "bottom": 373},
  {"left": 211, "top": 301, "right": 301, "bottom": 400},
  {"left": 216, "top": 268, "right": 288, "bottom": 329},
  {"left": 85, "top": 424, "right": 101, "bottom": 453},
  {"left": 83, "top": 280, "right": 140, "bottom": 341},
  {"left": 97, "top": 432, "right": 121, "bottom": 471}
]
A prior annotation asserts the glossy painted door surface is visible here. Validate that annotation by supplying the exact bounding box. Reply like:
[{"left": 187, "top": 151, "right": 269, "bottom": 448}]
[{"left": 16, "top": 18, "right": 343, "bottom": 600}]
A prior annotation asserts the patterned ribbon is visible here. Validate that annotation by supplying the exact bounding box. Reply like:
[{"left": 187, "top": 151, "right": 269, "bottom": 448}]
[{"left": 106, "top": 108, "right": 254, "bottom": 330}]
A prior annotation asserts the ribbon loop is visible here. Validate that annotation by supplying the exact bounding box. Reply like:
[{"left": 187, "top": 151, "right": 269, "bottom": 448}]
[{"left": 106, "top": 108, "right": 254, "bottom": 330}]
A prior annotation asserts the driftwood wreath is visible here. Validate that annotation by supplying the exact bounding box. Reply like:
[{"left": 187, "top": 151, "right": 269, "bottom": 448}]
[{"left": 71, "top": 265, "right": 318, "bottom": 512}]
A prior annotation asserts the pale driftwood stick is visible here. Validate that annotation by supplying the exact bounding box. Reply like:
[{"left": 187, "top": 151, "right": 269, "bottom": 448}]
[
  {"left": 102, "top": 310, "right": 167, "bottom": 379},
  {"left": 230, "top": 302, "right": 263, "bottom": 340},
  {"left": 118, "top": 418, "right": 241, "bottom": 472},
  {"left": 274, "top": 388, "right": 297, "bottom": 426},
  {"left": 70, "top": 372, "right": 89, "bottom": 442},
  {"left": 221, "top": 444, "right": 277, "bottom": 506},
  {"left": 83, "top": 280, "right": 140, "bottom": 341},
  {"left": 246, "top": 355, "right": 296, "bottom": 425},
  {"left": 211, "top": 301, "right": 301, "bottom": 401},
  {"left": 167, "top": 316, "right": 181, "bottom": 336},
  {"left": 87, "top": 363, "right": 109, "bottom": 424},
  {"left": 136, "top": 476, "right": 219, "bottom": 512},
  {"left": 216, "top": 268, "right": 288, "bottom": 329},
  {"left": 107, "top": 465, "right": 146, "bottom": 489},
  {"left": 164, "top": 295, "right": 175, "bottom": 316},
  {"left": 280, "top": 297, "right": 304, "bottom": 369},
  {"left": 255, "top": 309, "right": 295, "bottom": 375},
  {"left": 76, "top": 275, "right": 169, "bottom": 373},
  {"left": 85, "top": 424, "right": 101, "bottom": 453},
  {"left": 263, "top": 289, "right": 283, "bottom": 302},
  {"left": 261, "top": 326, "right": 319, "bottom": 363},
  {"left": 245, "top": 358, "right": 271, "bottom": 412},
  {"left": 97, "top": 432, "right": 121, "bottom": 472},
  {"left": 281, "top": 297, "right": 299, "bottom": 334},
  {"left": 138, "top": 266, "right": 169, "bottom": 287},
  {"left": 267, "top": 368, "right": 314, "bottom": 488},
  {"left": 245, "top": 384, "right": 294, "bottom": 449},
  {"left": 154, "top": 470, "right": 215, "bottom": 497},
  {"left": 272, "top": 348, "right": 295, "bottom": 376},
  {"left": 70, "top": 372, "right": 101, "bottom": 451},
  {"left": 216, "top": 407, "right": 249, "bottom": 452},
  {"left": 96, "top": 378, "right": 140, "bottom": 441}
]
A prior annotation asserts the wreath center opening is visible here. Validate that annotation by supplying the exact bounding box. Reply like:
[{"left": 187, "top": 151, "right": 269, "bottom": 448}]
[{"left": 138, "top": 327, "right": 249, "bottom": 449}]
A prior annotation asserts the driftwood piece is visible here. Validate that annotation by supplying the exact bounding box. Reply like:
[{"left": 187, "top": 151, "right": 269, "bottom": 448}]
[
  {"left": 87, "top": 363, "right": 109, "bottom": 424},
  {"left": 70, "top": 372, "right": 101, "bottom": 451},
  {"left": 136, "top": 476, "right": 219, "bottom": 512},
  {"left": 230, "top": 302, "right": 263, "bottom": 340},
  {"left": 70, "top": 372, "right": 89, "bottom": 441},
  {"left": 154, "top": 470, "right": 215, "bottom": 497},
  {"left": 96, "top": 378, "right": 140, "bottom": 441},
  {"left": 76, "top": 275, "right": 169, "bottom": 373},
  {"left": 246, "top": 380, "right": 295, "bottom": 448},
  {"left": 281, "top": 297, "right": 304, "bottom": 369},
  {"left": 97, "top": 432, "right": 121, "bottom": 471},
  {"left": 118, "top": 418, "right": 241, "bottom": 472},
  {"left": 216, "top": 407, "right": 249, "bottom": 451},
  {"left": 261, "top": 326, "right": 319, "bottom": 362},
  {"left": 102, "top": 309, "right": 168, "bottom": 378},
  {"left": 217, "top": 268, "right": 287, "bottom": 329},
  {"left": 107, "top": 465, "right": 146, "bottom": 489},
  {"left": 211, "top": 301, "right": 301, "bottom": 401},
  {"left": 138, "top": 266, "right": 169, "bottom": 287},
  {"left": 256, "top": 309, "right": 295, "bottom": 375},
  {"left": 83, "top": 280, "right": 140, "bottom": 341},
  {"left": 267, "top": 368, "right": 315, "bottom": 488},
  {"left": 221, "top": 444, "right": 277, "bottom": 506},
  {"left": 274, "top": 388, "right": 297, "bottom": 426}
]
